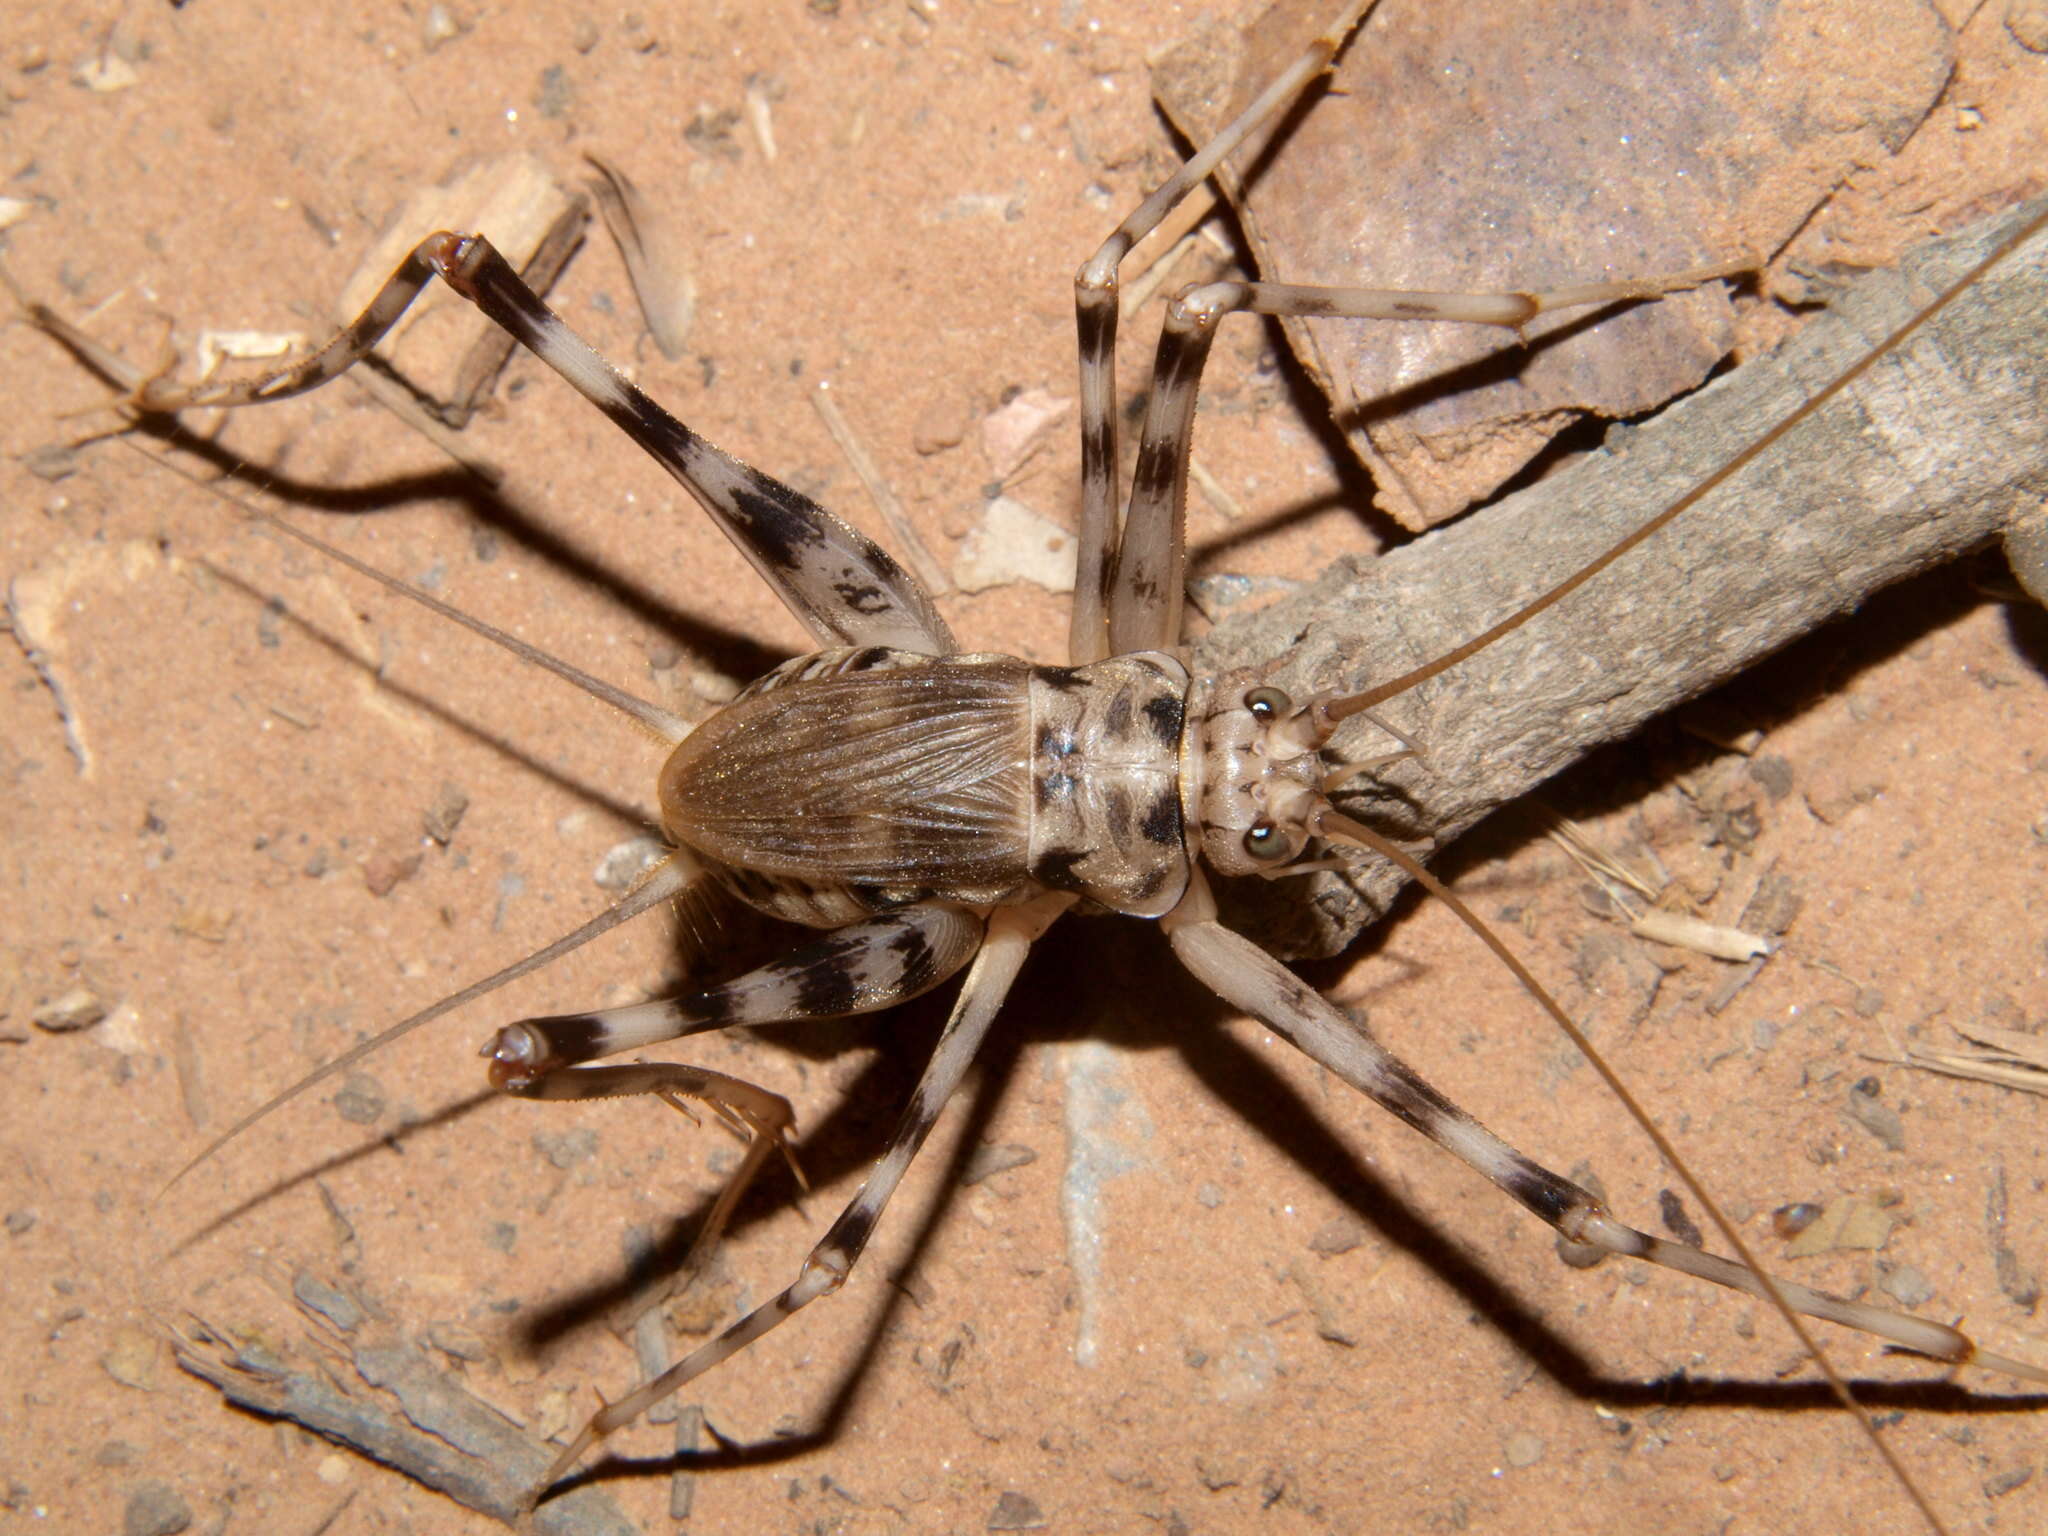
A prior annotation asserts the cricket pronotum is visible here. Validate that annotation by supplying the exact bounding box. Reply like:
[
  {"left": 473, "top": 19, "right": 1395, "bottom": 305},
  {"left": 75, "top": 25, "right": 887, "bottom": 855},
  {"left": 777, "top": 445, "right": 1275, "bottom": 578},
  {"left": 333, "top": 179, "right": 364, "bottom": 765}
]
[{"left": 6, "top": 3, "right": 2047, "bottom": 1533}]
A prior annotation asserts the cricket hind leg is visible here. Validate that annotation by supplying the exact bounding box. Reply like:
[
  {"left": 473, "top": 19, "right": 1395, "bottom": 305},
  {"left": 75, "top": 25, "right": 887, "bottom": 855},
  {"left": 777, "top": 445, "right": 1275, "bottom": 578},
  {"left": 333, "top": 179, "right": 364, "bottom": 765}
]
[
  {"left": 485, "top": 902, "right": 985, "bottom": 1294},
  {"left": 526, "top": 892, "right": 1072, "bottom": 1511},
  {"left": 1165, "top": 872, "right": 2047, "bottom": 1382}
]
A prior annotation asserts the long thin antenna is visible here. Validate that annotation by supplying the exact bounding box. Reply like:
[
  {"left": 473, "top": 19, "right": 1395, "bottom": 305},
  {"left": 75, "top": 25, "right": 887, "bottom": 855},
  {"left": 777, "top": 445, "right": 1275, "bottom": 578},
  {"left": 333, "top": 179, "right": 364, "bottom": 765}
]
[
  {"left": 158, "top": 856, "right": 695, "bottom": 1196},
  {"left": 1313, "top": 807, "right": 1951, "bottom": 1536},
  {"left": 1315, "top": 198, "right": 2048, "bottom": 727},
  {"left": 127, "top": 442, "right": 693, "bottom": 744}
]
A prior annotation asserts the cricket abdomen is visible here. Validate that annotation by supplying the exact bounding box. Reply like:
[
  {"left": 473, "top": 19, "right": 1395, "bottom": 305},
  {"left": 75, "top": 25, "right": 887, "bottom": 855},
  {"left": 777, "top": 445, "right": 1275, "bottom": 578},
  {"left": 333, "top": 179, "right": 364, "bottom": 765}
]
[{"left": 657, "top": 647, "right": 1192, "bottom": 922}]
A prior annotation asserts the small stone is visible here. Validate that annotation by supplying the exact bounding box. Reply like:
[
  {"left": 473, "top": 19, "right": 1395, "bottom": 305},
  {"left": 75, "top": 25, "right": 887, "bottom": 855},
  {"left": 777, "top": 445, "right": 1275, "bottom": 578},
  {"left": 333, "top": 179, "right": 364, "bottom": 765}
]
[
  {"left": 34, "top": 985, "right": 108, "bottom": 1032},
  {"left": 1185, "top": 571, "right": 1300, "bottom": 621},
  {"left": 534, "top": 1126, "right": 599, "bottom": 1169},
  {"left": 1878, "top": 1263, "right": 1934, "bottom": 1308},
  {"left": 100, "top": 1327, "right": 162, "bottom": 1391},
  {"left": 911, "top": 397, "right": 969, "bottom": 455},
  {"left": 122, "top": 1480, "right": 191, "bottom": 1536},
  {"left": 422, "top": 4, "right": 463, "bottom": 48},
  {"left": 1502, "top": 1431, "right": 1545, "bottom": 1468},
  {"left": 951, "top": 496, "right": 1076, "bottom": 594},
  {"left": 2008, "top": 0, "right": 2048, "bottom": 53},
  {"left": 978, "top": 388, "right": 1070, "bottom": 479},
  {"left": 23, "top": 443, "right": 77, "bottom": 481},
  {"left": 1984, "top": 1463, "right": 2034, "bottom": 1498},
  {"left": 75, "top": 53, "right": 139, "bottom": 93},
  {"left": 986, "top": 1490, "right": 1047, "bottom": 1530},
  {"left": 1745, "top": 754, "right": 1794, "bottom": 801},
  {"left": 534, "top": 63, "right": 573, "bottom": 118},
  {"left": 594, "top": 835, "right": 667, "bottom": 894},
  {"left": 1845, "top": 1082, "right": 1906, "bottom": 1152},
  {"left": 362, "top": 851, "right": 422, "bottom": 896},
  {"left": 1195, "top": 1181, "right": 1225, "bottom": 1210},
  {"left": 961, "top": 1141, "right": 1036, "bottom": 1186},
  {"left": 422, "top": 782, "right": 470, "bottom": 846},
  {"left": 1784, "top": 1196, "right": 1894, "bottom": 1258},
  {"left": 1308, "top": 1217, "right": 1366, "bottom": 1256},
  {"left": 331, "top": 1073, "right": 385, "bottom": 1126}
]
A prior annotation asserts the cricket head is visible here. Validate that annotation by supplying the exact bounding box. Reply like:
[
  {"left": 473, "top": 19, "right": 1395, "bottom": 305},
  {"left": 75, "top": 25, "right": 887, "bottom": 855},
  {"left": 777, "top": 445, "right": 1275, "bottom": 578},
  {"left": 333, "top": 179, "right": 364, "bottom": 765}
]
[
  {"left": 1189, "top": 673, "right": 1424, "bottom": 879},
  {"left": 1187, "top": 678, "right": 1330, "bottom": 877}
]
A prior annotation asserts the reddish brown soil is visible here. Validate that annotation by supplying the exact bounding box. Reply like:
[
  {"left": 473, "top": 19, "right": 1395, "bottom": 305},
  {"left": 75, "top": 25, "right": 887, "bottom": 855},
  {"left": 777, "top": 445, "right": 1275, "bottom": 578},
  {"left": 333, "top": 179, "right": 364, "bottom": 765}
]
[{"left": 3, "top": 4, "right": 2045, "bottom": 1535}]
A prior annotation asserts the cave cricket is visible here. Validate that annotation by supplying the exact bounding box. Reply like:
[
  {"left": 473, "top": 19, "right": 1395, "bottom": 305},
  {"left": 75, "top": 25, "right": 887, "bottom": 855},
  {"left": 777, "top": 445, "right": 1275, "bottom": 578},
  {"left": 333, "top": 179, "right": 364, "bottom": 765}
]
[{"left": 15, "top": 0, "right": 2048, "bottom": 1526}]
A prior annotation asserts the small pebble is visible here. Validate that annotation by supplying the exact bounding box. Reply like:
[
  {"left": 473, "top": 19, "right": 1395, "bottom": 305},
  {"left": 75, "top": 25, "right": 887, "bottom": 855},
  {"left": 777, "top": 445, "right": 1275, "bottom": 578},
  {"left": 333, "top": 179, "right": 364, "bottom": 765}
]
[
  {"left": 122, "top": 1480, "right": 191, "bottom": 1536},
  {"left": 1879, "top": 1263, "right": 1934, "bottom": 1309},
  {"left": 986, "top": 1490, "right": 1046, "bottom": 1530},
  {"left": 1308, "top": 1217, "right": 1366, "bottom": 1256},
  {"left": 33, "top": 986, "right": 108, "bottom": 1032},
  {"left": 1845, "top": 1081, "right": 1906, "bottom": 1152},
  {"left": 961, "top": 1141, "right": 1036, "bottom": 1186},
  {"left": 1984, "top": 1464, "right": 2034, "bottom": 1498},
  {"left": 422, "top": 781, "right": 470, "bottom": 845},
  {"left": 594, "top": 835, "right": 667, "bottom": 894},
  {"left": 331, "top": 1073, "right": 385, "bottom": 1126},
  {"left": 421, "top": 4, "right": 462, "bottom": 49},
  {"left": 534, "top": 1125, "right": 599, "bottom": 1169}
]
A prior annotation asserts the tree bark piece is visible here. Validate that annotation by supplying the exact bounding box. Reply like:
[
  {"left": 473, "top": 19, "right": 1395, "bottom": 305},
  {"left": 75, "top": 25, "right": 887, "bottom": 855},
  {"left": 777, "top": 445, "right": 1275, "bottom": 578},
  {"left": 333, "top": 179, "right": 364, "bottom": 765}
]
[{"left": 1194, "top": 197, "right": 2048, "bottom": 958}]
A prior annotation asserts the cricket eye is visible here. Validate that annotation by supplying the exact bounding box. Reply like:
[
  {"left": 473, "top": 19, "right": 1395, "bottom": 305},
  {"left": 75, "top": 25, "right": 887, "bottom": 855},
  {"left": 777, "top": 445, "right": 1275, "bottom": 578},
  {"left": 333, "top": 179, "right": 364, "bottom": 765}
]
[
  {"left": 1242, "top": 820, "right": 1291, "bottom": 862},
  {"left": 1245, "top": 686, "right": 1292, "bottom": 722}
]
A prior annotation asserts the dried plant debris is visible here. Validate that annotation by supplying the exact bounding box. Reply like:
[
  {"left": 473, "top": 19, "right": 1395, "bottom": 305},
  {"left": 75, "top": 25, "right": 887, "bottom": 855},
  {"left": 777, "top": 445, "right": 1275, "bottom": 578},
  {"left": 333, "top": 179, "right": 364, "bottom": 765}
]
[
  {"left": 1987, "top": 1167, "right": 2043, "bottom": 1311},
  {"left": 1544, "top": 811, "right": 1773, "bottom": 962},
  {"left": 336, "top": 153, "right": 588, "bottom": 425},
  {"left": 1782, "top": 1196, "right": 1896, "bottom": 1259},
  {"left": 1888, "top": 1021, "right": 2048, "bottom": 1097},
  {"left": 951, "top": 497, "right": 1077, "bottom": 594},
  {"left": 174, "top": 1275, "right": 636, "bottom": 1534},
  {"left": 1844, "top": 1077, "right": 1907, "bottom": 1153},
  {"left": 585, "top": 152, "right": 696, "bottom": 362},
  {"left": 810, "top": 383, "right": 950, "bottom": 596}
]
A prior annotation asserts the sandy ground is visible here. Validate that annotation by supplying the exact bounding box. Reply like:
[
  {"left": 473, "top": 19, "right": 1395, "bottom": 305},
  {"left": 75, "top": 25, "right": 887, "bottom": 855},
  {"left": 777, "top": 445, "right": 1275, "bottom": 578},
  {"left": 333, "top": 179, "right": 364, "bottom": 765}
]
[{"left": 3, "top": 3, "right": 2047, "bottom": 1535}]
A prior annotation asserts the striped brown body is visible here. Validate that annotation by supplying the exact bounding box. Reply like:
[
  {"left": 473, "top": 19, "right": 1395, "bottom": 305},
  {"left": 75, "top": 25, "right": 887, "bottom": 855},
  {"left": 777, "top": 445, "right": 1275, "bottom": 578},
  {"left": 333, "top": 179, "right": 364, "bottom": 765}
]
[{"left": 659, "top": 645, "right": 1194, "bottom": 924}]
